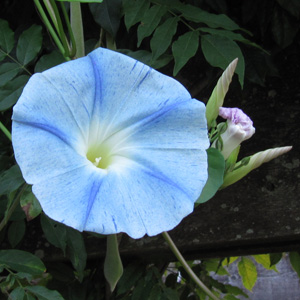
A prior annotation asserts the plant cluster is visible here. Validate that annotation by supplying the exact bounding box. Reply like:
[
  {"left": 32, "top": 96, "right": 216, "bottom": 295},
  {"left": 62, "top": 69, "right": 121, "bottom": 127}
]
[{"left": 0, "top": 0, "right": 299, "bottom": 299}]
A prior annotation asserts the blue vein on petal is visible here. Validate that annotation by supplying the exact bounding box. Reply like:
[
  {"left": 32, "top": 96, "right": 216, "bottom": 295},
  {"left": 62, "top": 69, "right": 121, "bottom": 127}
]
[
  {"left": 83, "top": 175, "right": 104, "bottom": 230},
  {"left": 87, "top": 53, "right": 149, "bottom": 139},
  {"left": 106, "top": 98, "right": 191, "bottom": 151},
  {"left": 122, "top": 155, "right": 193, "bottom": 200},
  {"left": 40, "top": 73, "right": 90, "bottom": 142},
  {"left": 87, "top": 54, "right": 103, "bottom": 141},
  {"left": 128, "top": 158, "right": 193, "bottom": 234},
  {"left": 13, "top": 120, "right": 74, "bottom": 148}
]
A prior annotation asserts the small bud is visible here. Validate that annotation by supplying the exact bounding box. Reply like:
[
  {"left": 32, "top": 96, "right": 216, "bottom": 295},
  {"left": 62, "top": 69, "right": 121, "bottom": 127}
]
[
  {"left": 214, "top": 107, "right": 255, "bottom": 159},
  {"left": 222, "top": 146, "right": 292, "bottom": 188},
  {"left": 206, "top": 58, "right": 238, "bottom": 128}
]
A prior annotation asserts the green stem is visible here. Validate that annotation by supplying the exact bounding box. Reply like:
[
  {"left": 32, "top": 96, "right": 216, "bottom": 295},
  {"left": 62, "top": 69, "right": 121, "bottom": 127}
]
[
  {"left": 0, "top": 184, "right": 27, "bottom": 232},
  {"left": 60, "top": 2, "right": 76, "bottom": 58},
  {"left": 43, "top": 0, "right": 60, "bottom": 33},
  {"left": 0, "top": 121, "right": 12, "bottom": 141},
  {"left": 106, "top": 32, "right": 116, "bottom": 51},
  {"left": 162, "top": 231, "right": 220, "bottom": 300},
  {"left": 70, "top": 2, "right": 85, "bottom": 58},
  {"left": 33, "top": 0, "right": 67, "bottom": 58},
  {"left": 48, "top": 0, "right": 70, "bottom": 57}
]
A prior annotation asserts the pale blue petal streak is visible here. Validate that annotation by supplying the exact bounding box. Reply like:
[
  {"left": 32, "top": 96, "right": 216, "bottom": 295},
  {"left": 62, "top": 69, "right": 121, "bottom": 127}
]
[
  {"left": 12, "top": 57, "right": 96, "bottom": 154},
  {"left": 12, "top": 123, "right": 89, "bottom": 184},
  {"left": 32, "top": 165, "right": 105, "bottom": 231},
  {"left": 88, "top": 48, "right": 193, "bottom": 139},
  {"left": 83, "top": 164, "right": 195, "bottom": 238}
]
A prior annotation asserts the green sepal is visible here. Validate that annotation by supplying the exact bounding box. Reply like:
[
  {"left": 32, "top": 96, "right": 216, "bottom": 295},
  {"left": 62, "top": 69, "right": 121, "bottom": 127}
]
[
  {"left": 224, "top": 145, "right": 240, "bottom": 173},
  {"left": 104, "top": 234, "right": 123, "bottom": 291}
]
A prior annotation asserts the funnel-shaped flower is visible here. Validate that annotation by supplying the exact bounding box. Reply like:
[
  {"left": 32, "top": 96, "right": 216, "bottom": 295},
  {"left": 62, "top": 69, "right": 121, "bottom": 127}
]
[
  {"left": 215, "top": 107, "right": 255, "bottom": 159},
  {"left": 12, "top": 48, "right": 209, "bottom": 239}
]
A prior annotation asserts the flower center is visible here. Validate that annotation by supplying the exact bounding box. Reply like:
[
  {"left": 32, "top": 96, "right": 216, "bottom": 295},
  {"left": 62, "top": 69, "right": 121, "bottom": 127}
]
[{"left": 86, "top": 144, "right": 112, "bottom": 169}]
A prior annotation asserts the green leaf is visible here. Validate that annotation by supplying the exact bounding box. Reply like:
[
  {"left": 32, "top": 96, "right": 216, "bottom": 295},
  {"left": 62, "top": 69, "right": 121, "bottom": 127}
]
[
  {"left": 66, "top": 227, "right": 87, "bottom": 281},
  {"left": 225, "top": 284, "right": 249, "bottom": 297},
  {"left": 9, "top": 287, "right": 25, "bottom": 300},
  {"left": 8, "top": 220, "right": 26, "bottom": 248},
  {"left": 16, "top": 25, "right": 42, "bottom": 66},
  {"left": 204, "top": 258, "right": 229, "bottom": 275},
  {"left": 196, "top": 148, "right": 225, "bottom": 204},
  {"left": 0, "top": 75, "right": 30, "bottom": 111},
  {"left": 163, "top": 287, "right": 180, "bottom": 300},
  {"left": 104, "top": 234, "right": 123, "bottom": 291},
  {"left": 199, "top": 27, "right": 265, "bottom": 52},
  {"left": 277, "top": 0, "right": 300, "bottom": 18},
  {"left": 40, "top": 214, "right": 67, "bottom": 255},
  {"left": 0, "top": 19, "right": 15, "bottom": 54},
  {"left": 89, "top": 0, "right": 122, "bottom": 38},
  {"left": 271, "top": 5, "right": 299, "bottom": 48},
  {"left": 289, "top": 252, "right": 300, "bottom": 277},
  {"left": 25, "top": 286, "right": 64, "bottom": 300},
  {"left": 238, "top": 257, "right": 257, "bottom": 291},
  {"left": 137, "top": 5, "right": 167, "bottom": 47},
  {"left": 116, "top": 263, "right": 144, "bottom": 295},
  {"left": 120, "top": 49, "right": 172, "bottom": 69},
  {"left": 0, "top": 250, "right": 46, "bottom": 275},
  {"left": 0, "top": 165, "right": 25, "bottom": 196},
  {"left": 25, "top": 294, "right": 35, "bottom": 300},
  {"left": 253, "top": 254, "right": 278, "bottom": 271},
  {"left": 150, "top": 17, "right": 178, "bottom": 60},
  {"left": 20, "top": 190, "right": 42, "bottom": 221},
  {"left": 0, "top": 63, "right": 20, "bottom": 87},
  {"left": 172, "top": 31, "right": 199, "bottom": 76},
  {"left": 148, "top": 284, "right": 162, "bottom": 300},
  {"left": 133, "top": 272, "right": 157, "bottom": 300},
  {"left": 201, "top": 34, "right": 245, "bottom": 88},
  {"left": 178, "top": 4, "right": 240, "bottom": 30},
  {"left": 35, "top": 51, "right": 65, "bottom": 73},
  {"left": 223, "top": 295, "right": 241, "bottom": 300},
  {"left": 222, "top": 256, "right": 239, "bottom": 266},
  {"left": 123, "top": 0, "right": 150, "bottom": 31},
  {"left": 270, "top": 253, "right": 282, "bottom": 267}
]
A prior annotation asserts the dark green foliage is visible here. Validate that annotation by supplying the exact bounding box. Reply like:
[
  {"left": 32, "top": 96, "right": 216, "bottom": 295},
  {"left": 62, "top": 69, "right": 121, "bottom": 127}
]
[
  {"left": 0, "top": 19, "right": 42, "bottom": 112},
  {"left": 0, "top": 1, "right": 299, "bottom": 299},
  {"left": 120, "top": 0, "right": 258, "bottom": 86},
  {"left": 0, "top": 165, "right": 24, "bottom": 196},
  {"left": 89, "top": 0, "right": 122, "bottom": 38}
]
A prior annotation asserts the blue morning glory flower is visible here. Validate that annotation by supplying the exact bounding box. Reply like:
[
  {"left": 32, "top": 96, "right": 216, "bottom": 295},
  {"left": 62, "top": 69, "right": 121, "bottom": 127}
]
[{"left": 12, "top": 48, "right": 209, "bottom": 239}]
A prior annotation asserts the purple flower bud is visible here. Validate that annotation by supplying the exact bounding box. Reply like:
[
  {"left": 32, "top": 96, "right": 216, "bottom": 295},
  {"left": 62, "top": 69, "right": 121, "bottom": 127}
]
[{"left": 216, "top": 107, "right": 255, "bottom": 159}]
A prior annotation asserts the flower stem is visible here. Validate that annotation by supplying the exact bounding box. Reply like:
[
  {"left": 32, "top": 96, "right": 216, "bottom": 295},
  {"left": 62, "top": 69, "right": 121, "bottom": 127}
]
[
  {"left": 162, "top": 231, "right": 220, "bottom": 300},
  {"left": 33, "top": 0, "right": 67, "bottom": 58},
  {"left": 0, "top": 121, "right": 12, "bottom": 141},
  {"left": 70, "top": 2, "right": 85, "bottom": 58}
]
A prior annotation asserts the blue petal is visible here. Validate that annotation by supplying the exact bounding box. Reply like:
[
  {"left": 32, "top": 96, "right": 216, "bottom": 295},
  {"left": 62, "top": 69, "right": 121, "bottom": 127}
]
[
  {"left": 32, "top": 164, "right": 106, "bottom": 231},
  {"left": 12, "top": 122, "right": 89, "bottom": 184},
  {"left": 12, "top": 47, "right": 209, "bottom": 238},
  {"left": 80, "top": 161, "right": 197, "bottom": 238},
  {"left": 12, "top": 57, "right": 96, "bottom": 152},
  {"left": 87, "top": 48, "right": 194, "bottom": 140}
]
